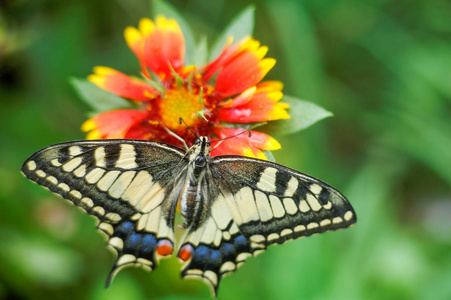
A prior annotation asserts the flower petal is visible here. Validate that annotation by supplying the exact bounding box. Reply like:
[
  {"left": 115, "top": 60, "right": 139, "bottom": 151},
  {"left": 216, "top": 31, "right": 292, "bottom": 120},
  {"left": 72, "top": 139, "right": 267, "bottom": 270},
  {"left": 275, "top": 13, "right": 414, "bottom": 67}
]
[
  {"left": 214, "top": 39, "right": 275, "bottom": 98},
  {"left": 124, "top": 25, "right": 143, "bottom": 56},
  {"left": 201, "top": 37, "right": 247, "bottom": 82},
  {"left": 88, "top": 66, "right": 157, "bottom": 101},
  {"left": 220, "top": 86, "right": 256, "bottom": 108},
  {"left": 218, "top": 81, "right": 290, "bottom": 122},
  {"left": 82, "top": 110, "right": 147, "bottom": 139},
  {"left": 256, "top": 80, "right": 284, "bottom": 92},
  {"left": 125, "top": 16, "right": 185, "bottom": 80},
  {"left": 210, "top": 137, "right": 259, "bottom": 158},
  {"left": 211, "top": 127, "right": 281, "bottom": 159}
]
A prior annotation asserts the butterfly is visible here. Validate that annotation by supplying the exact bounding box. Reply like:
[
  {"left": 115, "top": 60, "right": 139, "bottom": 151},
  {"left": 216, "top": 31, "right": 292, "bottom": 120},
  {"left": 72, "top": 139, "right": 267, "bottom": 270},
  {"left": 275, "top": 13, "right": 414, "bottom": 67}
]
[{"left": 21, "top": 136, "right": 356, "bottom": 297}]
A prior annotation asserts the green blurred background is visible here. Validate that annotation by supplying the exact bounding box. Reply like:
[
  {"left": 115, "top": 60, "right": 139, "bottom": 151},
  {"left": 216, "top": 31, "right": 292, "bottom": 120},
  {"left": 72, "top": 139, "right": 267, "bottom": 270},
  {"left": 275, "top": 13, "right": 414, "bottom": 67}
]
[{"left": 1, "top": 0, "right": 450, "bottom": 299}]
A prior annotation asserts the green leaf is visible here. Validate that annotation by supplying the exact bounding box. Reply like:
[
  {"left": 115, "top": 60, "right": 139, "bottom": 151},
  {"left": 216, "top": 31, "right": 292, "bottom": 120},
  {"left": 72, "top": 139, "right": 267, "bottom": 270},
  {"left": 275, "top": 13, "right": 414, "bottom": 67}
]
[
  {"left": 70, "top": 78, "right": 135, "bottom": 113},
  {"left": 192, "top": 35, "right": 208, "bottom": 67},
  {"left": 261, "top": 95, "right": 333, "bottom": 135},
  {"left": 209, "top": 5, "right": 255, "bottom": 61},
  {"left": 151, "top": 0, "right": 196, "bottom": 66},
  {"left": 263, "top": 150, "right": 276, "bottom": 162}
]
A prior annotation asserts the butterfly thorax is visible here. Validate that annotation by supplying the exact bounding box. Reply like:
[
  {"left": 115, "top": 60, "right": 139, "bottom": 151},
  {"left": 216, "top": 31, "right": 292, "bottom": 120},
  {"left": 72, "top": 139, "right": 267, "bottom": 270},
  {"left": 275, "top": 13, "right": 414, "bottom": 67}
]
[{"left": 179, "top": 137, "right": 211, "bottom": 228}]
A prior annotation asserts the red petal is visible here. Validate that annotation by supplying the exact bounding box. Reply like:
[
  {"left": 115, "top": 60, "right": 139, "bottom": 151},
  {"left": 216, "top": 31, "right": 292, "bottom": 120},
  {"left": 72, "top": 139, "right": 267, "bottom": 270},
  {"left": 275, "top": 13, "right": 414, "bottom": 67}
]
[
  {"left": 201, "top": 37, "right": 246, "bottom": 82},
  {"left": 124, "top": 123, "right": 152, "bottom": 139},
  {"left": 220, "top": 87, "right": 256, "bottom": 108},
  {"left": 214, "top": 40, "right": 275, "bottom": 98},
  {"left": 82, "top": 110, "right": 147, "bottom": 139},
  {"left": 210, "top": 138, "right": 257, "bottom": 157},
  {"left": 218, "top": 81, "right": 289, "bottom": 122},
  {"left": 88, "top": 67, "right": 156, "bottom": 101},
  {"left": 211, "top": 128, "right": 281, "bottom": 159},
  {"left": 125, "top": 17, "right": 185, "bottom": 81}
]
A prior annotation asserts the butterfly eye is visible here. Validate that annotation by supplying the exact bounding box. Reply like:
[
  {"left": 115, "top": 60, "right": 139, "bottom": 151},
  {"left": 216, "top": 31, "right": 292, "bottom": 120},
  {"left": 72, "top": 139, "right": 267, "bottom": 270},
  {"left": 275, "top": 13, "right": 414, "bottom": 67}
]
[{"left": 194, "top": 139, "right": 201, "bottom": 144}]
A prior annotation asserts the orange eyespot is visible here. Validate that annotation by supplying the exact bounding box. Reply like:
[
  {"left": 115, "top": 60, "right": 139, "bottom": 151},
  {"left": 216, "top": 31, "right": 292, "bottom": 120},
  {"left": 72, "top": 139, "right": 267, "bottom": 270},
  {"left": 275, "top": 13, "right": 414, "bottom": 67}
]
[
  {"left": 156, "top": 239, "right": 174, "bottom": 256},
  {"left": 178, "top": 244, "right": 194, "bottom": 261}
]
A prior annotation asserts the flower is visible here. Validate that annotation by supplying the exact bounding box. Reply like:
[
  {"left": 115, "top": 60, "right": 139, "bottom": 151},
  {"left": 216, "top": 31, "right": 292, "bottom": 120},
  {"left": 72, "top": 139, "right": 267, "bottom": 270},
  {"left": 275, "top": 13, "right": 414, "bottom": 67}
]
[{"left": 82, "top": 16, "right": 290, "bottom": 159}]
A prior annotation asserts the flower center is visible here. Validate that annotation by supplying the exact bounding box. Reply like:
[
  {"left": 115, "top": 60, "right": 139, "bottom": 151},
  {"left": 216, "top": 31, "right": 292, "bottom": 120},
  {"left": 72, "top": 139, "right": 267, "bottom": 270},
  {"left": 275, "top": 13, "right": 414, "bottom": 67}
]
[{"left": 159, "top": 87, "right": 204, "bottom": 130}]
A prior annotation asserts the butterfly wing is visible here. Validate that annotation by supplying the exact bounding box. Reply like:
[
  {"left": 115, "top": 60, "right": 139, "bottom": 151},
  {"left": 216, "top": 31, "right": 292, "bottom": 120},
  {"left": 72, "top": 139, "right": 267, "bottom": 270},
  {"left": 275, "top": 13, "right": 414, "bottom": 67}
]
[
  {"left": 213, "top": 156, "right": 357, "bottom": 243},
  {"left": 21, "top": 139, "right": 187, "bottom": 284},
  {"left": 178, "top": 155, "right": 356, "bottom": 295}
]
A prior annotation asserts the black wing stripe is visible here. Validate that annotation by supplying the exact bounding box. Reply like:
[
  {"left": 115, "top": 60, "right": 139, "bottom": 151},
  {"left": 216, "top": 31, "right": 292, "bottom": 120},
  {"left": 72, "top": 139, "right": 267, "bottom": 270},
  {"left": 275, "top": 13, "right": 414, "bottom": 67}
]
[
  {"left": 211, "top": 156, "right": 356, "bottom": 245},
  {"left": 104, "top": 143, "right": 121, "bottom": 169},
  {"left": 274, "top": 168, "right": 291, "bottom": 196}
]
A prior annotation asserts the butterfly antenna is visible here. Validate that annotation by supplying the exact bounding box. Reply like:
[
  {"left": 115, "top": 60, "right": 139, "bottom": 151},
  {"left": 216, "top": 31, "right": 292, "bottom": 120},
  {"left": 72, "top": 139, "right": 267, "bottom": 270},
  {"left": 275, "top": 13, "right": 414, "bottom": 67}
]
[
  {"left": 179, "top": 118, "right": 200, "bottom": 140},
  {"left": 211, "top": 130, "right": 251, "bottom": 144},
  {"left": 210, "top": 130, "right": 252, "bottom": 151}
]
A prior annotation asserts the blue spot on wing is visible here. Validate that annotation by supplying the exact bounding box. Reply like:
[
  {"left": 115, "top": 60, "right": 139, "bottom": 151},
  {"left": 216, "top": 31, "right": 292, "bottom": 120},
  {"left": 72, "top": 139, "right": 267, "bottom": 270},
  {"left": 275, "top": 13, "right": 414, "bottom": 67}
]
[
  {"left": 127, "top": 232, "right": 142, "bottom": 249},
  {"left": 209, "top": 249, "right": 221, "bottom": 264},
  {"left": 195, "top": 245, "right": 210, "bottom": 261},
  {"left": 115, "top": 221, "right": 134, "bottom": 238},
  {"left": 221, "top": 242, "right": 236, "bottom": 261},
  {"left": 142, "top": 234, "right": 157, "bottom": 252},
  {"left": 234, "top": 235, "right": 250, "bottom": 253},
  {"left": 111, "top": 221, "right": 160, "bottom": 264}
]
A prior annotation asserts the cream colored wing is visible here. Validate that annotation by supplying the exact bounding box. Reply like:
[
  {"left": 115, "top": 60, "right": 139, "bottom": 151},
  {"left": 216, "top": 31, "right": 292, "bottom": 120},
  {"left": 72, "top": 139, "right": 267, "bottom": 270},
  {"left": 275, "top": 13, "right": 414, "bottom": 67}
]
[{"left": 21, "top": 139, "right": 187, "bottom": 285}]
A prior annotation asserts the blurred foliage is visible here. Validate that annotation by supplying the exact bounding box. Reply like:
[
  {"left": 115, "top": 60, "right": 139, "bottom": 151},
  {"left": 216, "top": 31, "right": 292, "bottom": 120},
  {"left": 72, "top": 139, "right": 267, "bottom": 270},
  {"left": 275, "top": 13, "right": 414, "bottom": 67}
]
[{"left": 0, "top": 0, "right": 450, "bottom": 299}]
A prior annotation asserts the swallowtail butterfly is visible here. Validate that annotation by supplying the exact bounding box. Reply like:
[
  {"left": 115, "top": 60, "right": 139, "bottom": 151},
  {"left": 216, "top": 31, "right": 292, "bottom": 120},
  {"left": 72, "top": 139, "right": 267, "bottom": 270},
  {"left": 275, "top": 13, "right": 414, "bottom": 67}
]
[{"left": 21, "top": 137, "right": 356, "bottom": 296}]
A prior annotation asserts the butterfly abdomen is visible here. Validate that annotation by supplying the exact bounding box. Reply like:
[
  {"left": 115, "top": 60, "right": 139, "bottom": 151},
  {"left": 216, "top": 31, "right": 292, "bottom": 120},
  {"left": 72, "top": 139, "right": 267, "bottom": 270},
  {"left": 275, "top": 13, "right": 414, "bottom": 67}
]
[
  {"left": 179, "top": 140, "right": 210, "bottom": 228},
  {"left": 179, "top": 176, "right": 201, "bottom": 227}
]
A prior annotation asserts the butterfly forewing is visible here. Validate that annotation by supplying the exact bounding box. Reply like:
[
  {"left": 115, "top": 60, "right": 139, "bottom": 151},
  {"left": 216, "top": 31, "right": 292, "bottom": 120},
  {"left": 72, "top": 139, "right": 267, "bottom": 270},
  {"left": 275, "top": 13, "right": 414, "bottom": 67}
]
[
  {"left": 21, "top": 139, "right": 186, "bottom": 282},
  {"left": 213, "top": 156, "right": 356, "bottom": 243}
]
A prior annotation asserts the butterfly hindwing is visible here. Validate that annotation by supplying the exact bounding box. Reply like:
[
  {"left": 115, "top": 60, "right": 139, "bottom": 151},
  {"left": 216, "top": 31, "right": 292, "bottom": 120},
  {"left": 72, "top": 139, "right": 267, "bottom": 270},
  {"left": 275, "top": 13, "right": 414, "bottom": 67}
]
[
  {"left": 177, "top": 155, "right": 356, "bottom": 294},
  {"left": 21, "top": 139, "right": 187, "bottom": 283}
]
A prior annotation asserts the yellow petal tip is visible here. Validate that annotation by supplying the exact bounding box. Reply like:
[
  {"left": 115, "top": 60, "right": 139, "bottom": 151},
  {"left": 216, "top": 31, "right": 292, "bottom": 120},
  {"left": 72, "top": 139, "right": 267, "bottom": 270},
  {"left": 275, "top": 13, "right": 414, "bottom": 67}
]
[
  {"left": 256, "top": 151, "right": 268, "bottom": 160},
  {"left": 93, "top": 66, "right": 116, "bottom": 75},
  {"left": 139, "top": 18, "right": 155, "bottom": 35},
  {"left": 86, "top": 130, "right": 102, "bottom": 140},
  {"left": 124, "top": 26, "right": 142, "bottom": 46},
  {"left": 265, "top": 137, "right": 282, "bottom": 150},
  {"left": 87, "top": 75, "right": 105, "bottom": 87},
  {"left": 259, "top": 58, "right": 276, "bottom": 74},
  {"left": 81, "top": 119, "right": 96, "bottom": 132}
]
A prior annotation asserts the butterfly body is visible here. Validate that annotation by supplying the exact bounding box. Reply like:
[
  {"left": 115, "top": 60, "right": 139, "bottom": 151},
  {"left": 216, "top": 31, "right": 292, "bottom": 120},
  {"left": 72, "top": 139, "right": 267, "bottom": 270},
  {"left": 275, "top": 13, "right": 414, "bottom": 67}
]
[
  {"left": 21, "top": 137, "right": 356, "bottom": 297},
  {"left": 179, "top": 137, "right": 211, "bottom": 228}
]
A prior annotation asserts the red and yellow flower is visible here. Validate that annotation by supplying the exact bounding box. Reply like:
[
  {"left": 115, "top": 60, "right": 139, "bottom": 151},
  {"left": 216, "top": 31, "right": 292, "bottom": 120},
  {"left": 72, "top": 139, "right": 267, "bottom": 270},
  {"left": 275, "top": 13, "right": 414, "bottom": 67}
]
[{"left": 82, "top": 16, "right": 290, "bottom": 159}]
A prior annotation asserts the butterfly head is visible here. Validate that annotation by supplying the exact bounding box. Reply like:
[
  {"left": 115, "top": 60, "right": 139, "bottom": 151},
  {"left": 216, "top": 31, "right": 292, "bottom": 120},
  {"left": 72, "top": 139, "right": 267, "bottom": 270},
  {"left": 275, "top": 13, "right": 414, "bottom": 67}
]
[
  {"left": 194, "top": 136, "right": 211, "bottom": 147},
  {"left": 187, "top": 136, "right": 211, "bottom": 168}
]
